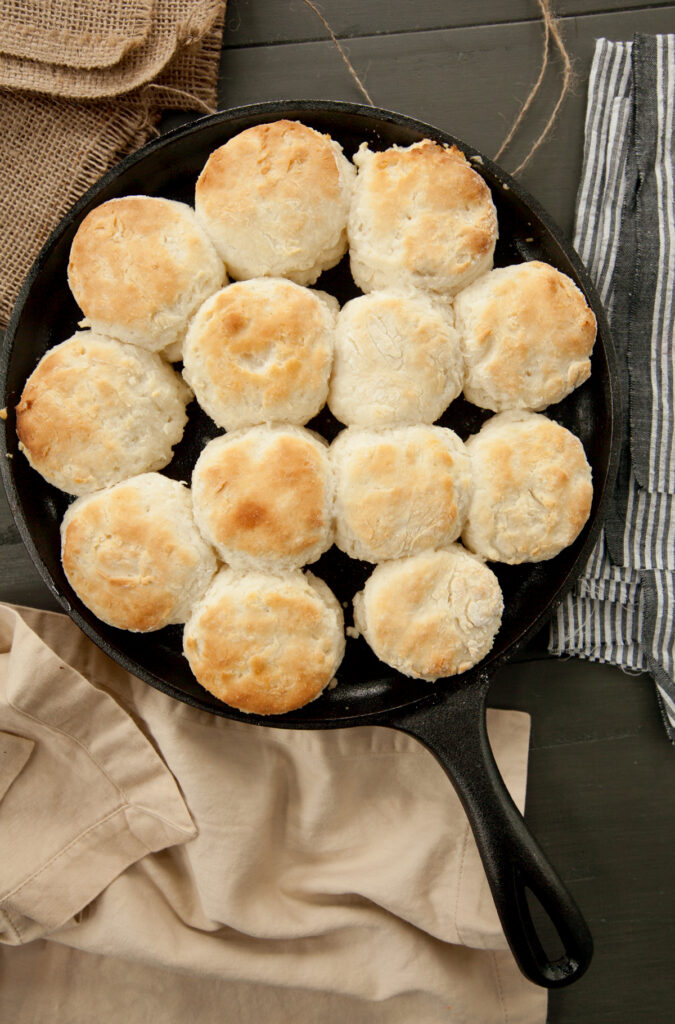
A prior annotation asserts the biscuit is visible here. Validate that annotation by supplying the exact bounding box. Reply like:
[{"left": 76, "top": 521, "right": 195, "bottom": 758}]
[
  {"left": 455, "top": 261, "right": 597, "bottom": 412},
  {"left": 348, "top": 140, "right": 497, "bottom": 297},
  {"left": 183, "top": 568, "right": 345, "bottom": 715},
  {"left": 68, "top": 196, "right": 225, "bottom": 353},
  {"left": 461, "top": 411, "right": 593, "bottom": 563},
  {"left": 161, "top": 338, "right": 184, "bottom": 363},
  {"left": 16, "top": 331, "right": 191, "bottom": 496},
  {"left": 328, "top": 289, "right": 464, "bottom": 426},
  {"left": 195, "top": 120, "right": 356, "bottom": 285},
  {"left": 353, "top": 546, "right": 503, "bottom": 680},
  {"left": 182, "top": 278, "right": 337, "bottom": 430},
  {"left": 331, "top": 426, "right": 472, "bottom": 562},
  {"left": 61, "top": 473, "right": 218, "bottom": 632},
  {"left": 191, "top": 426, "right": 334, "bottom": 571}
]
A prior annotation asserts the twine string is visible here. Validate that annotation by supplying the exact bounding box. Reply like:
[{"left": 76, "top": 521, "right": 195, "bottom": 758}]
[
  {"left": 301, "top": 0, "right": 572, "bottom": 176},
  {"left": 300, "top": 0, "right": 375, "bottom": 106},
  {"left": 144, "top": 82, "right": 217, "bottom": 116},
  {"left": 493, "top": 0, "right": 551, "bottom": 162},
  {"left": 504, "top": 0, "right": 573, "bottom": 175}
]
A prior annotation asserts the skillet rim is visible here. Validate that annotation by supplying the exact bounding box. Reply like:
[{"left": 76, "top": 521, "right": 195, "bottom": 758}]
[{"left": 0, "top": 99, "right": 621, "bottom": 729}]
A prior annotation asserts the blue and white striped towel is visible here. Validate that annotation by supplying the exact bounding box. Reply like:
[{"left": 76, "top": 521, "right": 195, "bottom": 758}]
[{"left": 549, "top": 34, "right": 675, "bottom": 741}]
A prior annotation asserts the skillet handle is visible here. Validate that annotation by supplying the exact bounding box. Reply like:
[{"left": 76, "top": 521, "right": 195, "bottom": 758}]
[{"left": 391, "top": 681, "right": 593, "bottom": 988}]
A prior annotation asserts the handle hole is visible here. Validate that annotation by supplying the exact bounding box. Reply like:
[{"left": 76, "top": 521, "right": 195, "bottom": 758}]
[{"left": 525, "top": 886, "right": 566, "bottom": 963}]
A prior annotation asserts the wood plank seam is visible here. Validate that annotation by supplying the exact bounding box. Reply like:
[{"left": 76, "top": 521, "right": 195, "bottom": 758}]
[{"left": 222, "top": 1, "right": 675, "bottom": 50}]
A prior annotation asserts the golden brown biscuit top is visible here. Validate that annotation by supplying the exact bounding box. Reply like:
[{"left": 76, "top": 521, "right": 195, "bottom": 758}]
[
  {"left": 187, "top": 281, "right": 332, "bottom": 413},
  {"left": 462, "top": 261, "right": 596, "bottom": 401},
  {"left": 62, "top": 484, "right": 201, "bottom": 632},
  {"left": 479, "top": 438, "right": 591, "bottom": 542},
  {"left": 15, "top": 333, "right": 188, "bottom": 493},
  {"left": 184, "top": 576, "right": 339, "bottom": 714},
  {"left": 463, "top": 413, "right": 593, "bottom": 562},
  {"left": 336, "top": 432, "right": 465, "bottom": 553},
  {"left": 196, "top": 433, "right": 329, "bottom": 559},
  {"left": 366, "top": 550, "right": 503, "bottom": 678},
  {"left": 359, "top": 141, "right": 497, "bottom": 275},
  {"left": 18, "top": 346, "right": 90, "bottom": 470},
  {"left": 68, "top": 196, "right": 216, "bottom": 328},
  {"left": 196, "top": 120, "right": 343, "bottom": 217},
  {"left": 18, "top": 336, "right": 118, "bottom": 455}
]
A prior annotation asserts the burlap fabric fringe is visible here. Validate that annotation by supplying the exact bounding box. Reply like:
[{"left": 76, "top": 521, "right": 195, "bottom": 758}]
[
  {"left": 0, "top": 1, "right": 154, "bottom": 70},
  {"left": 0, "top": 0, "right": 222, "bottom": 98},
  {"left": 0, "top": 2, "right": 225, "bottom": 328}
]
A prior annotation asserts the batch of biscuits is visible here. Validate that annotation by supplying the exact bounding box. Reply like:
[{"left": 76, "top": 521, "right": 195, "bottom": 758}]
[{"left": 15, "top": 119, "right": 596, "bottom": 716}]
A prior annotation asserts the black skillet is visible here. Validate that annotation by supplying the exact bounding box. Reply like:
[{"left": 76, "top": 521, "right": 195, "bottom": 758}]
[{"left": 0, "top": 101, "right": 620, "bottom": 989}]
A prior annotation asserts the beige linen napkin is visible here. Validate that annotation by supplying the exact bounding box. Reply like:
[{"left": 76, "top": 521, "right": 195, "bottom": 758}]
[{"left": 0, "top": 603, "right": 547, "bottom": 1023}]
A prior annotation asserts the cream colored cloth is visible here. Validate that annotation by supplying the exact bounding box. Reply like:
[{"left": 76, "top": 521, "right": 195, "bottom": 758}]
[{"left": 0, "top": 604, "right": 547, "bottom": 1023}]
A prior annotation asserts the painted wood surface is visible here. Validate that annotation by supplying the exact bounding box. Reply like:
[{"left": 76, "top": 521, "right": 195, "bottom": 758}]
[{"left": 225, "top": 0, "right": 675, "bottom": 44}]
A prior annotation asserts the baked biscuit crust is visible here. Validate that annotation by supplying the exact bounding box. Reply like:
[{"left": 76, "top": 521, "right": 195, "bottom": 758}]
[
  {"left": 183, "top": 278, "right": 336, "bottom": 430},
  {"left": 191, "top": 426, "right": 334, "bottom": 571},
  {"left": 353, "top": 546, "right": 503, "bottom": 680},
  {"left": 331, "top": 426, "right": 472, "bottom": 562},
  {"left": 16, "top": 331, "right": 191, "bottom": 495},
  {"left": 328, "top": 289, "right": 464, "bottom": 426},
  {"left": 195, "top": 120, "right": 355, "bottom": 284},
  {"left": 455, "top": 261, "right": 597, "bottom": 412},
  {"left": 61, "top": 474, "right": 217, "bottom": 632},
  {"left": 349, "top": 140, "right": 497, "bottom": 296},
  {"left": 183, "top": 569, "right": 345, "bottom": 715},
  {"left": 462, "top": 411, "right": 593, "bottom": 563},
  {"left": 68, "top": 196, "right": 225, "bottom": 352}
]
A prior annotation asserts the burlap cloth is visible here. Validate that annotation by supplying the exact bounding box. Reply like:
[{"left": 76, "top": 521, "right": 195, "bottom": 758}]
[
  {"left": 0, "top": 0, "right": 226, "bottom": 328},
  {"left": 0, "top": 1, "right": 155, "bottom": 69},
  {"left": 0, "top": 604, "right": 547, "bottom": 1023},
  {"left": 0, "top": 1, "right": 223, "bottom": 96}
]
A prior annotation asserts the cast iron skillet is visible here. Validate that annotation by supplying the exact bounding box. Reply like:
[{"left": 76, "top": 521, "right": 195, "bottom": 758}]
[{"left": 0, "top": 101, "right": 620, "bottom": 989}]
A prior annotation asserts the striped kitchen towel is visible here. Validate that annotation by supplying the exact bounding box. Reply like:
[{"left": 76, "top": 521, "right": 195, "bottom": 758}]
[{"left": 549, "top": 34, "right": 675, "bottom": 742}]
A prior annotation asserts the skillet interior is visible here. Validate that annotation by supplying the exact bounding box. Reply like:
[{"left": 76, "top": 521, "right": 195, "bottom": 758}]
[{"left": 0, "top": 101, "right": 619, "bottom": 727}]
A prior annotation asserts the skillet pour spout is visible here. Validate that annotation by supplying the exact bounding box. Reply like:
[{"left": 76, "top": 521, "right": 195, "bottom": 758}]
[{"left": 391, "top": 672, "right": 593, "bottom": 988}]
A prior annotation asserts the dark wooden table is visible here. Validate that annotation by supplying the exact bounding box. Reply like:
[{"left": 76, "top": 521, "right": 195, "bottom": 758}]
[{"left": 3, "top": 2, "right": 675, "bottom": 1021}]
